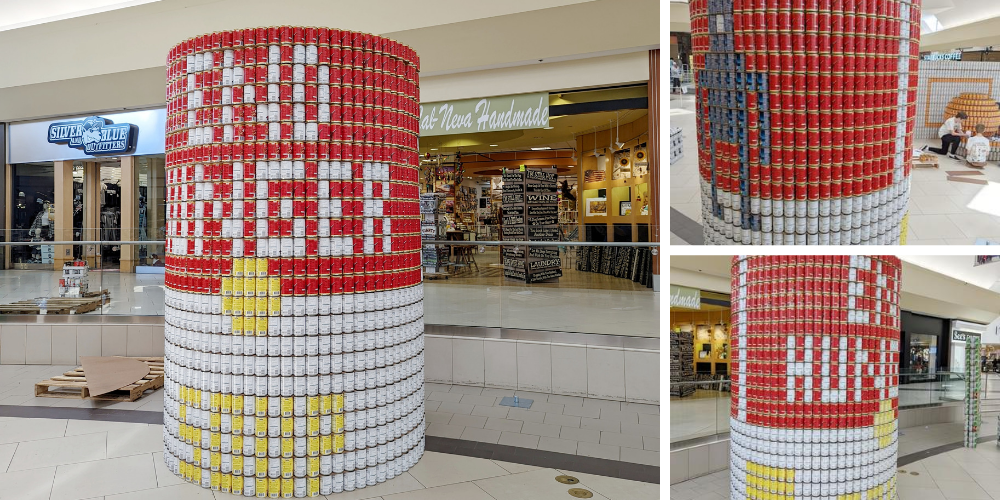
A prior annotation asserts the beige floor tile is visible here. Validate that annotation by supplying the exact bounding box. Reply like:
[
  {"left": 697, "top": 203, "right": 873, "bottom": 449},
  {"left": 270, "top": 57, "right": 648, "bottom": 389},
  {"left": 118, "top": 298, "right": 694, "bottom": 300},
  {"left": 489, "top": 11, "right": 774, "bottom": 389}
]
[
  {"left": 382, "top": 481, "right": 494, "bottom": 500},
  {"left": 559, "top": 469, "right": 660, "bottom": 500},
  {"left": 898, "top": 486, "right": 947, "bottom": 500},
  {"left": 103, "top": 483, "right": 216, "bottom": 500},
  {"left": 577, "top": 441, "right": 620, "bottom": 461},
  {"left": 935, "top": 479, "right": 992, "bottom": 500},
  {"left": 321, "top": 471, "right": 424, "bottom": 500},
  {"left": 425, "top": 423, "right": 465, "bottom": 439},
  {"left": 8, "top": 432, "right": 107, "bottom": 471},
  {"left": 497, "top": 432, "right": 540, "bottom": 449},
  {"left": 536, "top": 437, "right": 579, "bottom": 455},
  {"left": 460, "top": 427, "right": 502, "bottom": 444},
  {"left": 65, "top": 420, "right": 147, "bottom": 437},
  {"left": 407, "top": 451, "right": 509, "bottom": 488},
  {"left": 620, "top": 447, "right": 659, "bottom": 466},
  {"left": 106, "top": 425, "right": 163, "bottom": 459},
  {"left": 0, "top": 417, "right": 67, "bottom": 445},
  {"left": 491, "top": 460, "right": 542, "bottom": 474},
  {"left": 0, "top": 466, "right": 57, "bottom": 500},
  {"left": 0, "top": 443, "right": 16, "bottom": 473},
  {"left": 50, "top": 454, "right": 159, "bottom": 500},
  {"left": 484, "top": 418, "right": 523, "bottom": 433},
  {"left": 475, "top": 468, "right": 611, "bottom": 500},
  {"left": 151, "top": 452, "right": 185, "bottom": 488},
  {"left": 471, "top": 405, "right": 509, "bottom": 419}
]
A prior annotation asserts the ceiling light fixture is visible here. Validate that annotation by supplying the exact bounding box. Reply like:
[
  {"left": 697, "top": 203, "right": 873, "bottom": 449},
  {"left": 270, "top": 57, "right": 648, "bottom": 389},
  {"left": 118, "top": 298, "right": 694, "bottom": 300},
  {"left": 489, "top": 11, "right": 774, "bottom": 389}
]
[
  {"left": 615, "top": 112, "right": 625, "bottom": 149},
  {"left": 531, "top": 147, "right": 551, "bottom": 150},
  {"left": 544, "top": 126, "right": 554, "bottom": 130},
  {"left": 430, "top": 148, "right": 438, "bottom": 151},
  {"left": 489, "top": 144, "right": 499, "bottom": 147}
]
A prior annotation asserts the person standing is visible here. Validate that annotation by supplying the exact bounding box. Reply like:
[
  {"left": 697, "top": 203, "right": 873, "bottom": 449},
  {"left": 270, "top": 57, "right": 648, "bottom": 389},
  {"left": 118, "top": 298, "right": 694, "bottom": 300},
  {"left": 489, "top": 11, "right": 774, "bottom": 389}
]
[
  {"left": 965, "top": 123, "right": 991, "bottom": 168},
  {"left": 927, "top": 111, "right": 969, "bottom": 158},
  {"left": 671, "top": 59, "right": 682, "bottom": 94}
]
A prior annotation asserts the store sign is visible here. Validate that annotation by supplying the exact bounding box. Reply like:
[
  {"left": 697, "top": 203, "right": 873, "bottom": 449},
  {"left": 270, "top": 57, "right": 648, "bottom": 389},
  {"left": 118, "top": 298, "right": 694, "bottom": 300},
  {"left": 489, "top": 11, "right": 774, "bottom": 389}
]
[
  {"left": 953, "top": 331, "right": 981, "bottom": 342},
  {"left": 47, "top": 116, "right": 137, "bottom": 155},
  {"left": 670, "top": 285, "right": 701, "bottom": 309},
  {"left": 922, "top": 51, "right": 962, "bottom": 61},
  {"left": 7, "top": 108, "right": 165, "bottom": 164},
  {"left": 419, "top": 92, "right": 549, "bottom": 137}
]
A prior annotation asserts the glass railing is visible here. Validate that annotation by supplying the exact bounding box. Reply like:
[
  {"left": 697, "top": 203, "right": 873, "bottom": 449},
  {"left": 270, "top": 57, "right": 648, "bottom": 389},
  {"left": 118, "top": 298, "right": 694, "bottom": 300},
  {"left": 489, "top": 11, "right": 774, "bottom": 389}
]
[
  {"left": 669, "top": 371, "right": 971, "bottom": 446},
  {"left": 0, "top": 239, "right": 660, "bottom": 337}
]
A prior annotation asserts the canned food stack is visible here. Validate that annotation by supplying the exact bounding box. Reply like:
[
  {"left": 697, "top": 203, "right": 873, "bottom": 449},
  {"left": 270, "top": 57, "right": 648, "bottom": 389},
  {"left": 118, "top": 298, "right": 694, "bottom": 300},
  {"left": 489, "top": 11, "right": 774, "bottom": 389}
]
[
  {"left": 670, "top": 127, "right": 684, "bottom": 165},
  {"left": 965, "top": 335, "right": 981, "bottom": 448},
  {"left": 915, "top": 60, "right": 1000, "bottom": 139},
  {"left": 163, "top": 27, "right": 424, "bottom": 498},
  {"left": 59, "top": 262, "right": 89, "bottom": 297},
  {"left": 688, "top": 1, "right": 921, "bottom": 245},
  {"left": 730, "top": 256, "right": 901, "bottom": 500}
]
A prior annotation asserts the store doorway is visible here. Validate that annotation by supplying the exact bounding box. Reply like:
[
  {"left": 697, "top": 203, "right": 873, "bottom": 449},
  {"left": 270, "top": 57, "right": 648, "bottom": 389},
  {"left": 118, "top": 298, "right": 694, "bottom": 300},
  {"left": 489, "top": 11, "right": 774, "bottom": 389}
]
[
  {"left": 908, "top": 333, "right": 938, "bottom": 381},
  {"left": 97, "top": 159, "right": 122, "bottom": 270}
]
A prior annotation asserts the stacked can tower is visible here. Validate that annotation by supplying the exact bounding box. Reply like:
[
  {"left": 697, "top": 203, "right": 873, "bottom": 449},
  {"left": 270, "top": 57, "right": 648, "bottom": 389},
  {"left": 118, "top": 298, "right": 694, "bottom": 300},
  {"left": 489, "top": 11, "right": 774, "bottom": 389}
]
[
  {"left": 730, "top": 256, "right": 901, "bottom": 500},
  {"left": 915, "top": 60, "right": 1000, "bottom": 140},
  {"left": 965, "top": 335, "right": 982, "bottom": 448},
  {"left": 688, "top": 0, "right": 921, "bottom": 245},
  {"left": 162, "top": 27, "right": 425, "bottom": 498}
]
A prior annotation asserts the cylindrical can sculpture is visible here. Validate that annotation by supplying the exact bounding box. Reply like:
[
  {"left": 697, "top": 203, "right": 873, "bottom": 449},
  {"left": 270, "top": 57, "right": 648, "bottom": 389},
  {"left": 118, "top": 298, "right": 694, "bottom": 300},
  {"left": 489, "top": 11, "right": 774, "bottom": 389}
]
[
  {"left": 730, "top": 256, "right": 901, "bottom": 500},
  {"left": 688, "top": 1, "right": 921, "bottom": 245},
  {"left": 162, "top": 27, "right": 424, "bottom": 497}
]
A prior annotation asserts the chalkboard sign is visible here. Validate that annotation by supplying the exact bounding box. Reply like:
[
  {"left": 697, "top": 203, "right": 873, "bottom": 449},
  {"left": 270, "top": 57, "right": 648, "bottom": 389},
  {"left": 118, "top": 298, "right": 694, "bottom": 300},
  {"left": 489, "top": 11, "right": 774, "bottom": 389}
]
[
  {"left": 527, "top": 206, "right": 559, "bottom": 216},
  {"left": 528, "top": 226, "right": 560, "bottom": 239},
  {"left": 502, "top": 193, "right": 524, "bottom": 204},
  {"left": 526, "top": 184, "right": 559, "bottom": 193},
  {"left": 502, "top": 167, "right": 561, "bottom": 283},
  {"left": 502, "top": 226, "right": 525, "bottom": 236},
  {"left": 526, "top": 193, "right": 558, "bottom": 204},
  {"left": 527, "top": 268, "right": 563, "bottom": 283},
  {"left": 529, "top": 247, "right": 560, "bottom": 259},
  {"left": 502, "top": 171, "right": 525, "bottom": 183},
  {"left": 503, "top": 215, "right": 525, "bottom": 225},
  {"left": 525, "top": 169, "right": 558, "bottom": 182},
  {"left": 528, "top": 215, "right": 559, "bottom": 226}
]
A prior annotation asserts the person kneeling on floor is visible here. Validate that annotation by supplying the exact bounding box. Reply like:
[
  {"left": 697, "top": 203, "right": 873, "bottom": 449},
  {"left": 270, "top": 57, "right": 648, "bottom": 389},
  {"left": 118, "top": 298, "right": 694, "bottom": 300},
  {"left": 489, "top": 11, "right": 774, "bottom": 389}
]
[
  {"left": 966, "top": 123, "right": 991, "bottom": 168},
  {"left": 927, "top": 111, "right": 970, "bottom": 158}
]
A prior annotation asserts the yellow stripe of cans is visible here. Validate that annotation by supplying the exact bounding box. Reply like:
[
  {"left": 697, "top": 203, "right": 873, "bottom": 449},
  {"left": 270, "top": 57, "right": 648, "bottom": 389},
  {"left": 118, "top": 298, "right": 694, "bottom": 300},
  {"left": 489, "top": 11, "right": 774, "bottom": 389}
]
[
  {"left": 281, "top": 397, "right": 294, "bottom": 417},
  {"left": 256, "top": 278, "right": 267, "bottom": 296},
  {"left": 269, "top": 297, "right": 281, "bottom": 316},
  {"left": 232, "top": 315, "right": 243, "bottom": 333},
  {"left": 333, "top": 414, "right": 344, "bottom": 433},
  {"left": 192, "top": 429, "right": 201, "bottom": 447},
  {"left": 233, "top": 278, "right": 244, "bottom": 296},
  {"left": 256, "top": 298, "right": 268, "bottom": 319},
  {"left": 269, "top": 278, "right": 281, "bottom": 297},
  {"left": 232, "top": 454, "right": 243, "bottom": 473},
  {"left": 222, "top": 394, "right": 232, "bottom": 414},
  {"left": 256, "top": 457, "right": 268, "bottom": 477},
  {"left": 221, "top": 472, "right": 231, "bottom": 492},
  {"left": 308, "top": 477, "right": 319, "bottom": 496},
  {"left": 222, "top": 277, "right": 233, "bottom": 295},
  {"left": 333, "top": 395, "right": 344, "bottom": 414},
  {"left": 179, "top": 403, "right": 187, "bottom": 420},
  {"left": 257, "top": 477, "right": 268, "bottom": 496},
  {"left": 280, "top": 477, "right": 292, "bottom": 497},
  {"left": 233, "top": 258, "right": 244, "bottom": 276},
  {"left": 320, "top": 434, "right": 332, "bottom": 454},
  {"left": 307, "top": 416, "right": 319, "bottom": 436},
  {"left": 211, "top": 450, "right": 221, "bottom": 470},
  {"left": 281, "top": 416, "right": 293, "bottom": 437},
  {"left": 307, "top": 396, "right": 319, "bottom": 416},
  {"left": 319, "top": 395, "right": 331, "bottom": 415},
  {"left": 233, "top": 395, "right": 243, "bottom": 415},
  {"left": 233, "top": 434, "right": 243, "bottom": 451},
  {"left": 307, "top": 436, "right": 319, "bottom": 456},
  {"left": 256, "top": 437, "right": 268, "bottom": 457},
  {"left": 193, "top": 447, "right": 201, "bottom": 464},
  {"left": 334, "top": 433, "right": 344, "bottom": 453},
  {"left": 244, "top": 258, "right": 256, "bottom": 277},
  {"left": 256, "top": 397, "right": 268, "bottom": 416},
  {"left": 308, "top": 456, "right": 320, "bottom": 476},
  {"left": 211, "top": 431, "right": 221, "bottom": 451},
  {"left": 211, "top": 470, "right": 220, "bottom": 490},
  {"left": 256, "top": 416, "right": 268, "bottom": 437},
  {"left": 282, "top": 437, "right": 294, "bottom": 457},
  {"left": 257, "top": 258, "right": 268, "bottom": 277}
]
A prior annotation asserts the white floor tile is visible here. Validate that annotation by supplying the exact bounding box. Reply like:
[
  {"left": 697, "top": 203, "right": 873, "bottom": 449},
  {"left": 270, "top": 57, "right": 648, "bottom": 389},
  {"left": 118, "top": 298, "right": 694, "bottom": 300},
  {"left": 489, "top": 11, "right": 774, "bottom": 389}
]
[
  {"left": 491, "top": 460, "right": 542, "bottom": 475},
  {"left": 382, "top": 482, "right": 495, "bottom": 500},
  {"left": 102, "top": 483, "right": 216, "bottom": 500},
  {"left": 151, "top": 452, "right": 185, "bottom": 488},
  {"left": 324, "top": 471, "right": 424, "bottom": 500},
  {"left": 0, "top": 443, "right": 16, "bottom": 473},
  {"left": 0, "top": 418, "right": 67, "bottom": 445},
  {"left": 934, "top": 479, "right": 991, "bottom": 500},
  {"left": 497, "top": 431, "right": 540, "bottom": 449},
  {"left": 407, "top": 451, "right": 509, "bottom": 488},
  {"left": 475, "top": 468, "right": 611, "bottom": 500},
  {"left": 899, "top": 486, "right": 946, "bottom": 500},
  {"left": 0, "top": 466, "right": 57, "bottom": 500},
  {"left": 577, "top": 441, "right": 620, "bottom": 460},
  {"left": 559, "top": 470, "right": 661, "bottom": 500},
  {"left": 65, "top": 420, "right": 147, "bottom": 437},
  {"left": 50, "top": 454, "right": 159, "bottom": 500},
  {"left": 8, "top": 432, "right": 107, "bottom": 471},
  {"left": 106, "top": 424, "right": 163, "bottom": 459}
]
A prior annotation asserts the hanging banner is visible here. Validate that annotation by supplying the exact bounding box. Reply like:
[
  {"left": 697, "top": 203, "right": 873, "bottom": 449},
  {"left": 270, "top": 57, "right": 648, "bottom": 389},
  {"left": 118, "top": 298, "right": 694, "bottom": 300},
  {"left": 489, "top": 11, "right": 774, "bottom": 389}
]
[{"left": 419, "top": 92, "right": 549, "bottom": 136}]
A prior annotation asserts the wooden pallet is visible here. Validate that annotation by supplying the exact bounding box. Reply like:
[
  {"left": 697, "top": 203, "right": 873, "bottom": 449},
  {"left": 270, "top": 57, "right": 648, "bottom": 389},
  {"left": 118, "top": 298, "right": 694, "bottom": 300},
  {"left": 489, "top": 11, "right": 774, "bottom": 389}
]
[
  {"left": 0, "top": 289, "right": 110, "bottom": 315},
  {"left": 34, "top": 357, "right": 164, "bottom": 402}
]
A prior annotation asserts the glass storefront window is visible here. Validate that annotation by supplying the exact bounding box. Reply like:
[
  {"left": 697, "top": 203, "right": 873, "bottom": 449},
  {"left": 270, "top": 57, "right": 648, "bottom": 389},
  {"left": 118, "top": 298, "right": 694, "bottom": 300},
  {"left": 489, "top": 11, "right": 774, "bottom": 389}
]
[
  {"left": 10, "top": 163, "right": 55, "bottom": 267},
  {"left": 135, "top": 155, "right": 165, "bottom": 267}
]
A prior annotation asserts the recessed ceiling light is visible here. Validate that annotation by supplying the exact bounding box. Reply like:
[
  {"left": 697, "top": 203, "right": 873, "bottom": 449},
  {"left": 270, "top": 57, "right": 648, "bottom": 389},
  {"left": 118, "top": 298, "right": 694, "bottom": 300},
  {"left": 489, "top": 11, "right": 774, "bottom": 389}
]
[
  {"left": 531, "top": 147, "right": 551, "bottom": 151},
  {"left": 489, "top": 144, "right": 499, "bottom": 147},
  {"left": 430, "top": 148, "right": 438, "bottom": 151}
]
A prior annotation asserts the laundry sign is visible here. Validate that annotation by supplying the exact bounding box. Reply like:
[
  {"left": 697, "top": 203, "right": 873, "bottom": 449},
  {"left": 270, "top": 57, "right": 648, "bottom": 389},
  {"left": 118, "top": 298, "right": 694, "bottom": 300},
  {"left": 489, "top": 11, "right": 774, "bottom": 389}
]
[
  {"left": 419, "top": 92, "right": 549, "bottom": 137},
  {"left": 670, "top": 285, "right": 701, "bottom": 309}
]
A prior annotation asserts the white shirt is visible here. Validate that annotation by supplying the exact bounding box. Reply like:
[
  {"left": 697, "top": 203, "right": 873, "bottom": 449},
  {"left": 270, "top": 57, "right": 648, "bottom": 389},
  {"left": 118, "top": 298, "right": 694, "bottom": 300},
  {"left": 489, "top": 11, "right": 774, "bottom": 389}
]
[
  {"left": 967, "top": 135, "right": 991, "bottom": 163},
  {"left": 939, "top": 117, "right": 961, "bottom": 138}
]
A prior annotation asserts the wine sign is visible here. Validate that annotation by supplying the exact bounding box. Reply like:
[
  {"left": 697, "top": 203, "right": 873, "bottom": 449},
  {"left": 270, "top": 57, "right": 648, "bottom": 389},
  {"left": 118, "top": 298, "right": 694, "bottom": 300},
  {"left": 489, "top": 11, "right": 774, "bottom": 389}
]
[{"left": 502, "top": 166, "right": 561, "bottom": 282}]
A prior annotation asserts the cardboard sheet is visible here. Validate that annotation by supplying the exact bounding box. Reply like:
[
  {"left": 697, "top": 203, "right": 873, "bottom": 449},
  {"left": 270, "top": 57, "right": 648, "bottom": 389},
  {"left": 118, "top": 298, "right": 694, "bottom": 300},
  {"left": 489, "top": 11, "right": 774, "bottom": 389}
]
[{"left": 80, "top": 357, "right": 149, "bottom": 396}]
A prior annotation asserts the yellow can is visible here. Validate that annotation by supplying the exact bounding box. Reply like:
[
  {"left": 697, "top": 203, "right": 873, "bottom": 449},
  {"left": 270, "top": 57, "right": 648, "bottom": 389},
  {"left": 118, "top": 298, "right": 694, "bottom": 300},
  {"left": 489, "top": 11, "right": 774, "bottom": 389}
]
[
  {"left": 256, "top": 416, "right": 268, "bottom": 437},
  {"left": 333, "top": 433, "right": 344, "bottom": 453},
  {"left": 211, "top": 394, "right": 222, "bottom": 413},
  {"left": 231, "top": 473, "right": 243, "bottom": 495},
  {"left": 320, "top": 434, "right": 332, "bottom": 455},
  {"left": 256, "top": 457, "right": 268, "bottom": 477},
  {"left": 256, "top": 437, "right": 268, "bottom": 457},
  {"left": 307, "top": 477, "right": 319, "bottom": 496},
  {"left": 222, "top": 394, "right": 232, "bottom": 414},
  {"left": 256, "top": 397, "right": 268, "bottom": 416},
  {"left": 232, "top": 454, "right": 244, "bottom": 474},
  {"left": 211, "top": 450, "right": 221, "bottom": 470},
  {"left": 193, "top": 447, "right": 201, "bottom": 464},
  {"left": 257, "top": 257, "right": 269, "bottom": 277},
  {"left": 307, "top": 456, "right": 320, "bottom": 477},
  {"left": 182, "top": 461, "right": 192, "bottom": 481},
  {"left": 319, "top": 395, "right": 331, "bottom": 415},
  {"left": 256, "top": 316, "right": 268, "bottom": 335},
  {"left": 192, "top": 429, "right": 201, "bottom": 447},
  {"left": 233, "top": 395, "right": 244, "bottom": 415},
  {"left": 232, "top": 434, "right": 243, "bottom": 452},
  {"left": 233, "top": 277, "right": 244, "bottom": 296},
  {"left": 307, "top": 416, "right": 319, "bottom": 436},
  {"left": 210, "top": 431, "right": 221, "bottom": 451},
  {"left": 281, "top": 457, "right": 294, "bottom": 478},
  {"left": 256, "top": 278, "right": 268, "bottom": 296},
  {"left": 281, "top": 415, "right": 293, "bottom": 436},
  {"left": 333, "top": 414, "right": 344, "bottom": 433},
  {"left": 233, "top": 415, "right": 244, "bottom": 434},
  {"left": 269, "top": 297, "right": 281, "bottom": 316},
  {"left": 222, "top": 277, "right": 234, "bottom": 295},
  {"left": 234, "top": 258, "right": 244, "bottom": 277},
  {"left": 179, "top": 403, "right": 187, "bottom": 421},
  {"left": 245, "top": 257, "right": 257, "bottom": 277},
  {"left": 221, "top": 472, "right": 232, "bottom": 492},
  {"left": 211, "top": 470, "right": 220, "bottom": 490},
  {"left": 244, "top": 277, "right": 255, "bottom": 296},
  {"left": 307, "top": 396, "right": 319, "bottom": 416},
  {"left": 269, "top": 277, "right": 281, "bottom": 297},
  {"left": 233, "top": 302, "right": 244, "bottom": 320},
  {"left": 256, "top": 477, "right": 268, "bottom": 497},
  {"left": 332, "top": 394, "right": 344, "bottom": 414},
  {"left": 269, "top": 477, "right": 282, "bottom": 498},
  {"left": 282, "top": 437, "right": 294, "bottom": 458},
  {"left": 307, "top": 436, "right": 319, "bottom": 456},
  {"left": 281, "top": 477, "right": 293, "bottom": 498}
]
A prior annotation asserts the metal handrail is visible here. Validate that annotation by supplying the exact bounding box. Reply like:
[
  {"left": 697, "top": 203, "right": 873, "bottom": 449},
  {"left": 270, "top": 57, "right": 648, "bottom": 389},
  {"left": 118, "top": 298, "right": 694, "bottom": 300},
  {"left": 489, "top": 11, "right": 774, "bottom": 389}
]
[{"left": 0, "top": 240, "right": 660, "bottom": 248}]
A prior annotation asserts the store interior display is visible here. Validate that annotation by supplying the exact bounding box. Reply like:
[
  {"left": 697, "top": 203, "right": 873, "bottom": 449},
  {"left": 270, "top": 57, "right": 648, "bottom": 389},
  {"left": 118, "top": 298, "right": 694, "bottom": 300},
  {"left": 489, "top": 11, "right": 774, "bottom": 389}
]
[
  {"left": 670, "top": 329, "right": 696, "bottom": 397},
  {"left": 575, "top": 245, "right": 652, "bottom": 287},
  {"left": 729, "top": 256, "right": 902, "bottom": 500},
  {"left": 501, "top": 168, "right": 562, "bottom": 283},
  {"left": 10, "top": 163, "right": 56, "bottom": 266},
  {"left": 420, "top": 193, "right": 449, "bottom": 275},
  {"left": 162, "top": 27, "right": 425, "bottom": 497},
  {"left": 688, "top": 0, "right": 920, "bottom": 245}
]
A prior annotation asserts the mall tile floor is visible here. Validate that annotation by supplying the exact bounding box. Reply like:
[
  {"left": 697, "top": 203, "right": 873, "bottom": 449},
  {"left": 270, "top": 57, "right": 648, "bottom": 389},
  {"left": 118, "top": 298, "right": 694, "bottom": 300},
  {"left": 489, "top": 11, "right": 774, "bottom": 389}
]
[
  {"left": 0, "top": 271, "right": 659, "bottom": 337},
  {"left": 0, "top": 366, "right": 659, "bottom": 468},
  {"left": 669, "top": 93, "right": 1000, "bottom": 245},
  {"left": 0, "top": 417, "right": 658, "bottom": 500}
]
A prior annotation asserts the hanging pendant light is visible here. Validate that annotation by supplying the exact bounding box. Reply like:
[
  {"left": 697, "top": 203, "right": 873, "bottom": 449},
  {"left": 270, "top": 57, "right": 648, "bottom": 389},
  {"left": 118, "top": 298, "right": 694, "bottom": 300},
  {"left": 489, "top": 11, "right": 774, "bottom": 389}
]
[{"left": 615, "top": 112, "right": 625, "bottom": 149}]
